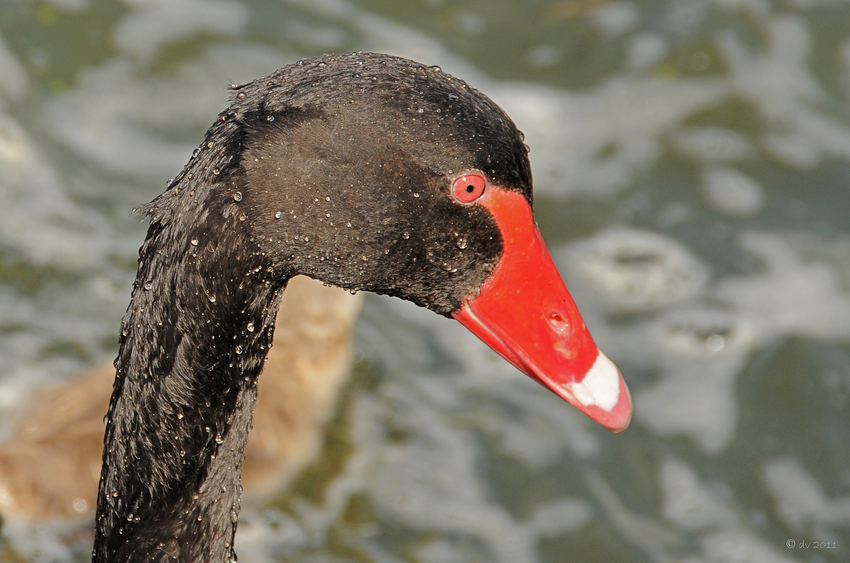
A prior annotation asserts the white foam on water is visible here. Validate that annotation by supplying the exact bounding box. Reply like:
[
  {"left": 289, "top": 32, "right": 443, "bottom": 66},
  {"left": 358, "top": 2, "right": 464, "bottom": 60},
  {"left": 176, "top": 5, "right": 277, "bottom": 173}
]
[
  {"left": 721, "top": 14, "right": 850, "bottom": 166},
  {"left": 559, "top": 224, "right": 850, "bottom": 454},
  {"left": 762, "top": 131, "right": 822, "bottom": 169},
  {"left": 629, "top": 308, "right": 756, "bottom": 453},
  {"left": 701, "top": 165, "right": 766, "bottom": 217},
  {"left": 763, "top": 457, "right": 850, "bottom": 534},
  {"left": 360, "top": 394, "right": 539, "bottom": 563},
  {"left": 660, "top": 456, "right": 802, "bottom": 563},
  {"left": 558, "top": 228, "right": 710, "bottom": 313},
  {"left": 283, "top": 20, "right": 348, "bottom": 50},
  {"left": 625, "top": 33, "right": 669, "bottom": 73},
  {"left": 717, "top": 232, "right": 850, "bottom": 342},
  {"left": 45, "top": 0, "right": 90, "bottom": 10},
  {"left": 526, "top": 44, "right": 560, "bottom": 69},
  {"left": 2, "top": 0, "right": 850, "bottom": 561},
  {"left": 671, "top": 126, "right": 755, "bottom": 163},
  {"left": 0, "top": 39, "right": 307, "bottom": 412},
  {"left": 290, "top": 0, "right": 737, "bottom": 199},
  {"left": 590, "top": 2, "right": 640, "bottom": 37},
  {"left": 113, "top": 0, "right": 251, "bottom": 63},
  {"left": 584, "top": 470, "right": 685, "bottom": 559},
  {"left": 661, "top": 456, "right": 738, "bottom": 530},
  {"left": 491, "top": 77, "right": 730, "bottom": 198},
  {"left": 0, "top": 33, "right": 28, "bottom": 103},
  {"left": 0, "top": 113, "right": 120, "bottom": 269},
  {"left": 46, "top": 43, "right": 298, "bottom": 180}
]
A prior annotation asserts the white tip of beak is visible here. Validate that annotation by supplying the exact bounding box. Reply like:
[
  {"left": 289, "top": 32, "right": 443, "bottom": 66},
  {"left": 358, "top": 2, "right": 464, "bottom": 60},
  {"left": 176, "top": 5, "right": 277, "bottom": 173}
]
[{"left": 566, "top": 350, "right": 621, "bottom": 411}]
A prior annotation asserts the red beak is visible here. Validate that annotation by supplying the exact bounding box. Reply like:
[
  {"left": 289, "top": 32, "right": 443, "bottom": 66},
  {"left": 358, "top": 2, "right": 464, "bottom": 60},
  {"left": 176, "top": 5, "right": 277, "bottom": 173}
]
[{"left": 452, "top": 187, "right": 632, "bottom": 433}]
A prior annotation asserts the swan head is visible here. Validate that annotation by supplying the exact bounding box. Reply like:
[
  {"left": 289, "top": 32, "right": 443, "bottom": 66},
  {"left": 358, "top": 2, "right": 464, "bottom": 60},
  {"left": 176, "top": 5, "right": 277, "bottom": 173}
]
[{"left": 144, "top": 53, "right": 631, "bottom": 432}]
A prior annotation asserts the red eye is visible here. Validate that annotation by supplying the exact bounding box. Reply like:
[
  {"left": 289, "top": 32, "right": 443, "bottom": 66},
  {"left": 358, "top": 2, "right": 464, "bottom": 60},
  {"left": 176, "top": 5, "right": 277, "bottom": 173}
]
[{"left": 451, "top": 173, "right": 487, "bottom": 204}]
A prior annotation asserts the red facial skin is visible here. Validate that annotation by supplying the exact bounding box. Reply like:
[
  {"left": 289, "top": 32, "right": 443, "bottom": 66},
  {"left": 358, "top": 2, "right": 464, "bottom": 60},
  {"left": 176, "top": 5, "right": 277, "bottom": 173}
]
[{"left": 451, "top": 176, "right": 632, "bottom": 433}]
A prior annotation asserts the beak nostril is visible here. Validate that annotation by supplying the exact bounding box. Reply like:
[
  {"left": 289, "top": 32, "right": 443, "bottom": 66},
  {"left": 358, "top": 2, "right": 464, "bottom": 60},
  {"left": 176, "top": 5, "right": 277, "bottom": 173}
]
[{"left": 547, "top": 312, "right": 569, "bottom": 334}]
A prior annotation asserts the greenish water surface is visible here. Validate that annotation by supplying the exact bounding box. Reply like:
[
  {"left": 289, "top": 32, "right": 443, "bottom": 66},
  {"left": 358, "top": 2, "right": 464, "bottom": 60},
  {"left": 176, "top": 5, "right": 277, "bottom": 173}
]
[{"left": 0, "top": 1, "right": 849, "bottom": 562}]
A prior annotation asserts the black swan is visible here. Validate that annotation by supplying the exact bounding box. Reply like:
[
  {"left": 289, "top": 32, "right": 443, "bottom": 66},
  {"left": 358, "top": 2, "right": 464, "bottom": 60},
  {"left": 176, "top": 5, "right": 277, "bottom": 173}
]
[
  {"left": 0, "top": 277, "right": 359, "bottom": 518},
  {"left": 94, "top": 52, "right": 632, "bottom": 562}
]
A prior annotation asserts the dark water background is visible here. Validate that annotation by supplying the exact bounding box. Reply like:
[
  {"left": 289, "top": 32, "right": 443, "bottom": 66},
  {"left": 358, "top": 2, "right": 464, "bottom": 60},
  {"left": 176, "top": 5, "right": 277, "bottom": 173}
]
[{"left": 1, "top": 0, "right": 849, "bottom": 561}]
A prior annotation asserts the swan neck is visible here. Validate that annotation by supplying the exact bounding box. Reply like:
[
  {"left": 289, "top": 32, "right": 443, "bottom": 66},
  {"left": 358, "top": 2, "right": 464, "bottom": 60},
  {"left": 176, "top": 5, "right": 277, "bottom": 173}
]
[{"left": 94, "top": 209, "right": 284, "bottom": 562}]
